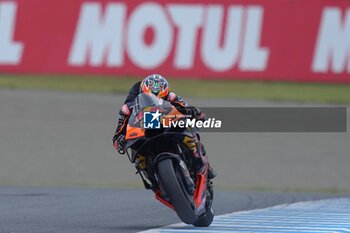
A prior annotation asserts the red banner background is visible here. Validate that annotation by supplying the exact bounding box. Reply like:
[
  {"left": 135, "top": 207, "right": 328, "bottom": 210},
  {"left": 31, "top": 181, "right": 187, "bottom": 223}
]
[{"left": 0, "top": 0, "right": 349, "bottom": 83}]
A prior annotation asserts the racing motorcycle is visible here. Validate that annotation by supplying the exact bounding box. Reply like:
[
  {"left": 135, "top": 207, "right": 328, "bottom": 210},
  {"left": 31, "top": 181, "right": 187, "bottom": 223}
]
[{"left": 122, "top": 92, "right": 214, "bottom": 227}]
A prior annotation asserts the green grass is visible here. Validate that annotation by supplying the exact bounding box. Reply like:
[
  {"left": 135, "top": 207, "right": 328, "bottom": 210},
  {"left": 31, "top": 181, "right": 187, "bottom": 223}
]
[{"left": 0, "top": 74, "right": 350, "bottom": 103}]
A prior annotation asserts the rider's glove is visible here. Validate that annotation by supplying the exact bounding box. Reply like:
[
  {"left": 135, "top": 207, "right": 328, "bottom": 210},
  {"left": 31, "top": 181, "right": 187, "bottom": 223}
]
[
  {"left": 188, "top": 106, "right": 206, "bottom": 121},
  {"left": 196, "top": 111, "right": 206, "bottom": 121},
  {"left": 113, "top": 134, "right": 126, "bottom": 155}
]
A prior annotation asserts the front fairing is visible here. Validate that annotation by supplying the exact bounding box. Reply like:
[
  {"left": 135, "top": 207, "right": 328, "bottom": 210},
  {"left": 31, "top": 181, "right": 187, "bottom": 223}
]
[{"left": 124, "top": 93, "right": 185, "bottom": 150}]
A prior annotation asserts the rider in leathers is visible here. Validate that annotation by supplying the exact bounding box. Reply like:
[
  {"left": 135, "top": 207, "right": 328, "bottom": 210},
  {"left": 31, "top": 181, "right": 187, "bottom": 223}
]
[{"left": 112, "top": 74, "right": 216, "bottom": 179}]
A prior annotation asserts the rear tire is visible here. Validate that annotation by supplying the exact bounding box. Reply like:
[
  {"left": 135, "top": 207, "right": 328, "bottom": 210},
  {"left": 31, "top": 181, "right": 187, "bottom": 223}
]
[{"left": 157, "top": 159, "right": 197, "bottom": 224}]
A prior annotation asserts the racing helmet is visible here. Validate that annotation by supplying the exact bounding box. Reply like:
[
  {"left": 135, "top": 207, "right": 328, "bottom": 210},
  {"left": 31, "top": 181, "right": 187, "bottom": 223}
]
[{"left": 140, "top": 74, "right": 169, "bottom": 98}]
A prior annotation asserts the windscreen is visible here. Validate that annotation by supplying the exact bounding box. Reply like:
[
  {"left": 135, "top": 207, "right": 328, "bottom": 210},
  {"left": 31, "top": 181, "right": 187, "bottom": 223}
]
[{"left": 128, "top": 93, "right": 173, "bottom": 128}]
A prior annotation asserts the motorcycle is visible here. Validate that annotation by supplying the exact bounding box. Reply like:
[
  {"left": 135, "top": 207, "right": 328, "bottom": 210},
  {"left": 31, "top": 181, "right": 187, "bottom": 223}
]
[{"left": 122, "top": 92, "right": 214, "bottom": 227}]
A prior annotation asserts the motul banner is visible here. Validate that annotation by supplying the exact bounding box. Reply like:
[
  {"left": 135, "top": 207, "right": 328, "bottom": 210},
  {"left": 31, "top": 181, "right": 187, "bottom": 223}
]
[{"left": 0, "top": 0, "right": 349, "bottom": 83}]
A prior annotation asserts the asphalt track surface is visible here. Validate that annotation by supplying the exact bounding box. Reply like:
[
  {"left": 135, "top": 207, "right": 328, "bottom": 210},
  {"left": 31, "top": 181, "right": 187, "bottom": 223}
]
[{"left": 0, "top": 186, "right": 344, "bottom": 233}]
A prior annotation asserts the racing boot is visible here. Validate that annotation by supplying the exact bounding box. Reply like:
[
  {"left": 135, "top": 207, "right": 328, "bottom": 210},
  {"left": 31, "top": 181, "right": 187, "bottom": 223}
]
[
  {"left": 200, "top": 142, "right": 217, "bottom": 180},
  {"left": 185, "top": 136, "right": 217, "bottom": 180},
  {"left": 207, "top": 165, "right": 217, "bottom": 180}
]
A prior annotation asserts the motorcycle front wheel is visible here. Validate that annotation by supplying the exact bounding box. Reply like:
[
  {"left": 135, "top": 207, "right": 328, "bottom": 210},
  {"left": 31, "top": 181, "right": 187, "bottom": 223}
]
[{"left": 157, "top": 158, "right": 197, "bottom": 224}]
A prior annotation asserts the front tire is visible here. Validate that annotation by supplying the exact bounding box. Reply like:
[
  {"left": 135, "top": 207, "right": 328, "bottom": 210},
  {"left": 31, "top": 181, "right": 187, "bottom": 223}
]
[
  {"left": 193, "top": 207, "right": 214, "bottom": 227},
  {"left": 157, "top": 159, "right": 197, "bottom": 224}
]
